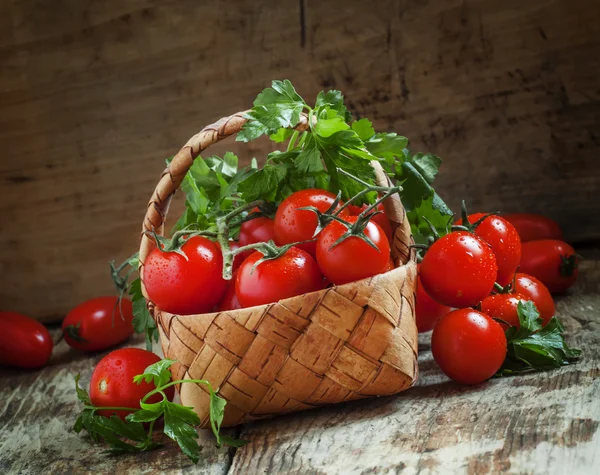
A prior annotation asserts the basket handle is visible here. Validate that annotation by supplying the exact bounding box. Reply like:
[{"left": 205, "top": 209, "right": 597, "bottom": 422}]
[{"left": 138, "top": 111, "right": 413, "bottom": 302}]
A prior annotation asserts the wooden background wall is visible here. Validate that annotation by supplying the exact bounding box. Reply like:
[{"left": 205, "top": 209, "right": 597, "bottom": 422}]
[{"left": 1, "top": 0, "right": 599, "bottom": 321}]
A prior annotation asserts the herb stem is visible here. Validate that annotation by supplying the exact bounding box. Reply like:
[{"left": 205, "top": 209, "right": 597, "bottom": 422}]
[{"left": 287, "top": 130, "right": 299, "bottom": 152}]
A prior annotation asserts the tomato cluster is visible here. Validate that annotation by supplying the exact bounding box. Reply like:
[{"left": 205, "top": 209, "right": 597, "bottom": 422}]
[
  {"left": 144, "top": 189, "right": 394, "bottom": 315},
  {"left": 417, "top": 212, "right": 577, "bottom": 385}
]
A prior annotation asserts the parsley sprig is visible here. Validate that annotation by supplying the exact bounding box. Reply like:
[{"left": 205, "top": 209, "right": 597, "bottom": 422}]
[
  {"left": 497, "top": 301, "right": 581, "bottom": 375},
  {"left": 74, "top": 359, "right": 246, "bottom": 463}
]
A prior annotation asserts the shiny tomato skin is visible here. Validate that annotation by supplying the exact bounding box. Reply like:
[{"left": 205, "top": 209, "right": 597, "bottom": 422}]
[
  {"left": 239, "top": 217, "right": 276, "bottom": 247},
  {"left": 502, "top": 213, "right": 563, "bottom": 242},
  {"left": 90, "top": 348, "right": 174, "bottom": 420},
  {"left": 62, "top": 297, "right": 134, "bottom": 352},
  {"left": 481, "top": 293, "right": 530, "bottom": 329},
  {"left": 416, "top": 275, "right": 451, "bottom": 333},
  {"left": 0, "top": 312, "right": 53, "bottom": 369},
  {"left": 144, "top": 236, "right": 227, "bottom": 315},
  {"left": 216, "top": 274, "right": 242, "bottom": 311},
  {"left": 432, "top": 309, "right": 507, "bottom": 385},
  {"left": 458, "top": 213, "right": 521, "bottom": 287},
  {"left": 520, "top": 240, "right": 579, "bottom": 293},
  {"left": 420, "top": 231, "right": 498, "bottom": 308},
  {"left": 316, "top": 216, "right": 391, "bottom": 285},
  {"left": 514, "top": 273, "right": 555, "bottom": 324},
  {"left": 236, "top": 247, "right": 324, "bottom": 308},
  {"left": 274, "top": 189, "right": 349, "bottom": 256}
]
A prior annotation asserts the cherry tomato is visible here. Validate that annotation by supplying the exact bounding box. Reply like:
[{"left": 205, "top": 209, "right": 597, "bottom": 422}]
[
  {"left": 0, "top": 312, "right": 53, "bottom": 369},
  {"left": 216, "top": 274, "right": 242, "bottom": 311},
  {"left": 514, "top": 273, "right": 555, "bottom": 324},
  {"left": 274, "top": 189, "right": 349, "bottom": 256},
  {"left": 239, "top": 216, "right": 276, "bottom": 247},
  {"left": 90, "top": 348, "right": 174, "bottom": 420},
  {"left": 316, "top": 216, "right": 391, "bottom": 285},
  {"left": 62, "top": 297, "right": 134, "bottom": 352},
  {"left": 349, "top": 203, "right": 393, "bottom": 244},
  {"left": 420, "top": 231, "right": 498, "bottom": 308},
  {"left": 502, "top": 213, "right": 563, "bottom": 242},
  {"left": 144, "top": 236, "right": 227, "bottom": 315},
  {"left": 432, "top": 309, "right": 507, "bottom": 385},
  {"left": 481, "top": 293, "right": 530, "bottom": 328},
  {"left": 385, "top": 257, "right": 395, "bottom": 272},
  {"left": 416, "top": 275, "right": 451, "bottom": 333},
  {"left": 457, "top": 213, "right": 521, "bottom": 286},
  {"left": 519, "top": 240, "right": 579, "bottom": 293},
  {"left": 236, "top": 247, "right": 324, "bottom": 307}
]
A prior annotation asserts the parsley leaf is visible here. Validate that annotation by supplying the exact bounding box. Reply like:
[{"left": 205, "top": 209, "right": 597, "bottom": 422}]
[
  {"left": 133, "top": 358, "right": 176, "bottom": 388},
  {"left": 351, "top": 118, "right": 375, "bottom": 141},
  {"left": 163, "top": 402, "right": 202, "bottom": 463},
  {"left": 315, "top": 90, "right": 351, "bottom": 122},
  {"left": 365, "top": 132, "right": 408, "bottom": 163},
  {"left": 497, "top": 301, "right": 581, "bottom": 375},
  {"left": 238, "top": 164, "right": 287, "bottom": 202},
  {"left": 237, "top": 80, "right": 306, "bottom": 142},
  {"left": 129, "top": 278, "right": 158, "bottom": 351}
]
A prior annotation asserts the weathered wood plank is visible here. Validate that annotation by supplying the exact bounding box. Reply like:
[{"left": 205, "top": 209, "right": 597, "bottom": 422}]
[
  {"left": 228, "top": 257, "right": 600, "bottom": 474},
  {"left": 1, "top": 0, "right": 599, "bottom": 321},
  {"left": 0, "top": 336, "right": 233, "bottom": 475}
]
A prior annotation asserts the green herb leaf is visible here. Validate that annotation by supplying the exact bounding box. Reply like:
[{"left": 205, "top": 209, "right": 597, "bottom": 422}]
[
  {"left": 238, "top": 164, "right": 287, "bottom": 202},
  {"left": 365, "top": 133, "right": 408, "bottom": 163},
  {"left": 209, "top": 391, "right": 227, "bottom": 445},
  {"left": 270, "top": 128, "right": 294, "bottom": 143},
  {"left": 351, "top": 118, "right": 375, "bottom": 141},
  {"left": 294, "top": 135, "right": 324, "bottom": 173},
  {"left": 129, "top": 278, "right": 158, "bottom": 351},
  {"left": 163, "top": 402, "right": 202, "bottom": 464},
  {"left": 237, "top": 80, "right": 306, "bottom": 142},
  {"left": 497, "top": 301, "right": 581, "bottom": 375},
  {"left": 219, "top": 435, "right": 249, "bottom": 448},
  {"left": 133, "top": 358, "right": 176, "bottom": 388},
  {"left": 410, "top": 152, "right": 442, "bottom": 185},
  {"left": 315, "top": 90, "right": 351, "bottom": 122},
  {"left": 74, "top": 374, "right": 91, "bottom": 405}
]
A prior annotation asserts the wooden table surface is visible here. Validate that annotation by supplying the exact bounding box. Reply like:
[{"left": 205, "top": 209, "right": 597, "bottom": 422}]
[{"left": 1, "top": 253, "right": 598, "bottom": 475}]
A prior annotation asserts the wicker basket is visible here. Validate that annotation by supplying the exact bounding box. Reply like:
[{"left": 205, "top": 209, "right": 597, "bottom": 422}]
[{"left": 138, "top": 111, "right": 418, "bottom": 427}]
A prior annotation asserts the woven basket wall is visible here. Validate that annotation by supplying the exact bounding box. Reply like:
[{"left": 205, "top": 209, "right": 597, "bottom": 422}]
[{"left": 138, "top": 112, "right": 418, "bottom": 427}]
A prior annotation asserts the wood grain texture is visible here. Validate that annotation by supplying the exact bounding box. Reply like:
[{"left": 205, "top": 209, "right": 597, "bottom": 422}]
[
  {"left": 1, "top": 253, "right": 598, "bottom": 474},
  {"left": 0, "top": 0, "right": 598, "bottom": 321}
]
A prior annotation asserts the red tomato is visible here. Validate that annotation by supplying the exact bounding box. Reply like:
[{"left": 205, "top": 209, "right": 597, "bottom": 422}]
[
  {"left": 420, "top": 231, "right": 498, "bottom": 308},
  {"left": 432, "top": 309, "right": 507, "bottom": 385},
  {"left": 316, "top": 216, "right": 391, "bottom": 285},
  {"left": 90, "top": 348, "right": 174, "bottom": 420},
  {"left": 236, "top": 247, "right": 324, "bottom": 307},
  {"left": 348, "top": 203, "right": 394, "bottom": 244},
  {"left": 0, "top": 312, "right": 53, "bottom": 369},
  {"left": 502, "top": 213, "right": 563, "bottom": 242},
  {"left": 62, "top": 297, "right": 134, "bottom": 352},
  {"left": 144, "top": 236, "right": 227, "bottom": 315},
  {"left": 416, "top": 275, "right": 451, "bottom": 333},
  {"left": 457, "top": 213, "right": 521, "bottom": 286},
  {"left": 385, "top": 257, "right": 395, "bottom": 273},
  {"left": 481, "top": 293, "right": 530, "bottom": 328},
  {"left": 514, "top": 273, "right": 555, "bottom": 324},
  {"left": 274, "top": 189, "right": 349, "bottom": 256},
  {"left": 216, "top": 274, "right": 242, "bottom": 311},
  {"left": 520, "top": 240, "right": 579, "bottom": 293},
  {"left": 238, "top": 216, "right": 276, "bottom": 261}
]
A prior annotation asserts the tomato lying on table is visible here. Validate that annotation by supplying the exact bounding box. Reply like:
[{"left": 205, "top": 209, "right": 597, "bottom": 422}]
[
  {"left": 90, "top": 348, "right": 174, "bottom": 420},
  {"left": 143, "top": 235, "right": 227, "bottom": 315},
  {"left": 274, "top": 189, "right": 349, "bottom": 256},
  {"left": 481, "top": 293, "right": 530, "bottom": 329},
  {"left": 316, "top": 216, "right": 390, "bottom": 285},
  {"left": 63, "top": 297, "right": 134, "bottom": 352},
  {"left": 514, "top": 273, "right": 555, "bottom": 324},
  {"left": 0, "top": 312, "right": 53, "bottom": 369},
  {"left": 419, "top": 231, "right": 497, "bottom": 308},
  {"left": 432, "top": 309, "right": 507, "bottom": 385},
  {"left": 236, "top": 247, "right": 324, "bottom": 307},
  {"left": 519, "top": 240, "right": 579, "bottom": 293},
  {"left": 502, "top": 213, "right": 562, "bottom": 242}
]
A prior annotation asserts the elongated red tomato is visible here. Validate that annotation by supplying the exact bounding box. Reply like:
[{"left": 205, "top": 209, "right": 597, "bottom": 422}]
[
  {"left": 502, "top": 213, "right": 563, "bottom": 242},
  {"left": 0, "top": 312, "right": 53, "bottom": 369},
  {"left": 420, "top": 231, "right": 497, "bottom": 308},
  {"left": 432, "top": 309, "right": 507, "bottom": 385},
  {"left": 274, "top": 189, "right": 349, "bottom": 256},
  {"left": 520, "top": 240, "right": 579, "bottom": 293},
  {"left": 62, "top": 297, "right": 134, "bottom": 352},
  {"left": 457, "top": 213, "right": 521, "bottom": 286},
  {"left": 316, "top": 216, "right": 390, "bottom": 285},
  {"left": 514, "top": 273, "right": 555, "bottom": 324},
  {"left": 236, "top": 247, "right": 324, "bottom": 307},
  {"left": 416, "top": 275, "right": 451, "bottom": 333},
  {"left": 90, "top": 348, "right": 174, "bottom": 420},
  {"left": 481, "top": 293, "right": 530, "bottom": 328},
  {"left": 143, "top": 236, "right": 226, "bottom": 315},
  {"left": 348, "top": 203, "right": 393, "bottom": 244}
]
